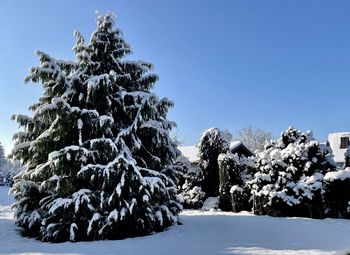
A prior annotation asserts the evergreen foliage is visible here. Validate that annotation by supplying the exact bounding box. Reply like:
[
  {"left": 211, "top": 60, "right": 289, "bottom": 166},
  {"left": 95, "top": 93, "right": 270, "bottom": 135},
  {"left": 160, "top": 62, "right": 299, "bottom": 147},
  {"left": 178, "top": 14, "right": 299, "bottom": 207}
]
[
  {"left": 177, "top": 156, "right": 205, "bottom": 209},
  {"left": 10, "top": 12, "right": 181, "bottom": 242},
  {"left": 249, "top": 127, "right": 335, "bottom": 218},
  {"left": 324, "top": 169, "right": 350, "bottom": 218},
  {"left": 198, "top": 128, "right": 230, "bottom": 197},
  {"left": 218, "top": 152, "right": 255, "bottom": 212}
]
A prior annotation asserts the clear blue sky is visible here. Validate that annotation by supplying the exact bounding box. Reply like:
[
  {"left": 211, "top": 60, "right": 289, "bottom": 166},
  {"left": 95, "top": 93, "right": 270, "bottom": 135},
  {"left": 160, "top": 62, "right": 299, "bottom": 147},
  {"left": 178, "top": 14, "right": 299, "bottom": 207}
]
[{"left": 1, "top": 0, "right": 350, "bottom": 154}]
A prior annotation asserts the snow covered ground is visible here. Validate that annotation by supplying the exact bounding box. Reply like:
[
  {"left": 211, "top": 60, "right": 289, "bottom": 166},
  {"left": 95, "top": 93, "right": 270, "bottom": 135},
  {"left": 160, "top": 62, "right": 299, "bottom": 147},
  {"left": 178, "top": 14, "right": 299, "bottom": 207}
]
[{"left": 1, "top": 186, "right": 350, "bottom": 255}]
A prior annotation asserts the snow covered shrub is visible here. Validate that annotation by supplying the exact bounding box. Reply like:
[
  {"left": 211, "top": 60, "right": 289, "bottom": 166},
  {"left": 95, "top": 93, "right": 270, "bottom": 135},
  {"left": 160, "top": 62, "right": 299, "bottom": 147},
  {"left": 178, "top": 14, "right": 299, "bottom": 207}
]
[
  {"left": 10, "top": 12, "right": 181, "bottom": 242},
  {"left": 180, "top": 170, "right": 205, "bottom": 209},
  {"left": 174, "top": 155, "right": 205, "bottom": 209},
  {"left": 201, "top": 196, "right": 220, "bottom": 211},
  {"left": 249, "top": 127, "right": 335, "bottom": 218},
  {"left": 218, "top": 152, "right": 255, "bottom": 212},
  {"left": 324, "top": 169, "right": 350, "bottom": 218},
  {"left": 181, "top": 183, "right": 206, "bottom": 209},
  {"left": 170, "top": 156, "right": 191, "bottom": 190},
  {"left": 198, "top": 128, "right": 230, "bottom": 197}
]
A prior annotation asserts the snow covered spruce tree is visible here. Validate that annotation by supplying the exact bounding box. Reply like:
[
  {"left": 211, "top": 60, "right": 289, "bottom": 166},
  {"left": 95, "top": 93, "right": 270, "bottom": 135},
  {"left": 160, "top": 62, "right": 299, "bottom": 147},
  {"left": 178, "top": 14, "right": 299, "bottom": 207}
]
[
  {"left": 218, "top": 152, "right": 255, "bottom": 212},
  {"left": 198, "top": 128, "right": 230, "bottom": 197},
  {"left": 249, "top": 127, "right": 335, "bottom": 218},
  {"left": 10, "top": 12, "right": 181, "bottom": 242}
]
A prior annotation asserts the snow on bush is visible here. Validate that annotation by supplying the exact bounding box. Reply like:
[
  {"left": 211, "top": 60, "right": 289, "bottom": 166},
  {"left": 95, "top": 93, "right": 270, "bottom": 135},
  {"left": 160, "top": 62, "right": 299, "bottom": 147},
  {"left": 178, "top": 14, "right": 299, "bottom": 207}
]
[
  {"left": 176, "top": 156, "right": 206, "bottom": 209},
  {"left": 201, "top": 196, "right": 220, "bottom": 211},
  {"left": 198, "top": 128, "right": 231, "bottom": 197},
  {"left": 324, "top": 168, "right": 350, "bottom": 182},
  {"left": 218, "top": 152, "right": 255, "bottom": 212},
  {"left": 181, "top": 184, "right": 206, "bottom": 209},
  {"left": 249, "top": 127, "right": 336, "bottom": 218},
  {"left": 324, "top": 168, "right": 350, "bottom": 218}
]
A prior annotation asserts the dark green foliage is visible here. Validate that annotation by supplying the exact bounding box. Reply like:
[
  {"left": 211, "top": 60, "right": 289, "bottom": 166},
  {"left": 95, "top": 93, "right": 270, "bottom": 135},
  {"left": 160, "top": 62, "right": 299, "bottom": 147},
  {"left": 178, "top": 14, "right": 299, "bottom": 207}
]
[
  {"left": 198, "top": 128, "right": 230, "bottom": 197},
  {"left": 249, "top": 127, "right": 336, "bottom": 218},
  {"left": 218, "top": 152, "right": 255, "bottom": 212},
  {"left": 11, "top": 12, "right": 181, "bottom": 242},
  {"left": 324, "top": 171, "right": 350, "bottom": 218},
  {"left": 181, "top": 169, "right": 205, "bottom": 209},
  {"left": 173, "top": 155, "right": 205, "bottom": 209}
]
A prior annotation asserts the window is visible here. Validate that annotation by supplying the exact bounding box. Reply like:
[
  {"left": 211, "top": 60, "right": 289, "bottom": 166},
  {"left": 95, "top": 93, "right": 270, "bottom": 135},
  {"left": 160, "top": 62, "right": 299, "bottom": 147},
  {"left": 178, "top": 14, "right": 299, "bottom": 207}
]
[{"left": 340, "top": 137, "right": 350, "bottom": 149}]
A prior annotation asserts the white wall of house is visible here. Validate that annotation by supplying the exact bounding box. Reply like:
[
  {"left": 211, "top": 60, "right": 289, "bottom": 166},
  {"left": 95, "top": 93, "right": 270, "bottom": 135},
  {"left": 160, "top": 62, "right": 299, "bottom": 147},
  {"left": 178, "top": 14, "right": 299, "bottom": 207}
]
[{"left": 328, "top": 132, "right": 350, "bottom": 164}]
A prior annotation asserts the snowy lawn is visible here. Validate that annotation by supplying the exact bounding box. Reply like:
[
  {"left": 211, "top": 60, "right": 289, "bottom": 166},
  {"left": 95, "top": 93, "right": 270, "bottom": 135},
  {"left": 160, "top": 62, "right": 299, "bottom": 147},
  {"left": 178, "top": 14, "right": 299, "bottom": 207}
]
[{"left": 1, "top": 187, "right": 350, "bottom": 255}]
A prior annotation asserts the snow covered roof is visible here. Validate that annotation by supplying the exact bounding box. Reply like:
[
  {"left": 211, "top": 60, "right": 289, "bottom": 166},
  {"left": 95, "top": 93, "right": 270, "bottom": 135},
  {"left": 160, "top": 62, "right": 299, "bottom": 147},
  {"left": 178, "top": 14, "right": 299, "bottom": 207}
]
[
  {"left": 230, "top": 140, "right": 254, "bottom": 157},
  {"left": 178, "top": 140, "right": 253, "bottom": 164},
  {"left": 230, "top": 141, "right": 242, "bottom": 151},
  {"left": 327, "top": 132, "right": 350, "bottom": 164},
  {"left": 178, "top": 146, "right": 199, "bottom": 164}
]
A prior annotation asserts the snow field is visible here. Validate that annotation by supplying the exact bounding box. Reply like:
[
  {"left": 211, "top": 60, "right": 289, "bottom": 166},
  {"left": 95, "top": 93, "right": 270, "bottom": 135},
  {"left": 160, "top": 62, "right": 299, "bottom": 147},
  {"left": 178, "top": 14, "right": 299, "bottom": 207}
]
[{"left": 1, "top": 187, "right": 350, "bottom": 255}]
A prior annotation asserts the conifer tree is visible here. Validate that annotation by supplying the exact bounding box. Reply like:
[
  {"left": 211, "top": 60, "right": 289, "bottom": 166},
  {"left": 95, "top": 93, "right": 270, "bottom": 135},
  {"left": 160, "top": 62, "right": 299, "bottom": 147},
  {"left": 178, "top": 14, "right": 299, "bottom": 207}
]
[
  {"left": 249, "top": 127, "right": 335, "bottom": 218},
  {"left": 11, "top": 12, "right": 181, "bottom": 242},
  {"left": 198, "top": 128, "right": 230, "bottom": 197},
  {"left": 218, "top": 152, "right": 255, "bottom": 212}
]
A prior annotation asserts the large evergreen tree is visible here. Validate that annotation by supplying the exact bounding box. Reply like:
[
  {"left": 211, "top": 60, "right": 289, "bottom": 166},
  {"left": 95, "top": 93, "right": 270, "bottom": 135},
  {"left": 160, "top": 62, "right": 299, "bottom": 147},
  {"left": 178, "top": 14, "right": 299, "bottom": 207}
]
[{"left": 10, "top": 12, "right": 181, "bottom": 242}]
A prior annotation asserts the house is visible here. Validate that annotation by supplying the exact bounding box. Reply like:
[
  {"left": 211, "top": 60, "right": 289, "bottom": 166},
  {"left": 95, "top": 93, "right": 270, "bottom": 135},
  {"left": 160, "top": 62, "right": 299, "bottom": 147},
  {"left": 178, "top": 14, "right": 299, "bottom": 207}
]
[
  {"left": 178, "top": 141, "right": 254, "bottom": 171},
  {"left": 177, "top": 145, "right": 200, "bottom": 171},
  {"left": 327, "top": 132, "right": 350, "bottom": 166},
  {"left": 228, "top": 141, "right": 254, "bottom": 158}
]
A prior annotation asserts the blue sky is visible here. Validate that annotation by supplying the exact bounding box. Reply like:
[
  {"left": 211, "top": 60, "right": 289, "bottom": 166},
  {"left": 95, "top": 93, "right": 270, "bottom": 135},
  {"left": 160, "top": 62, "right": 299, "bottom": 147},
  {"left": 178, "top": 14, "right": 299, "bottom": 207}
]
[{"left": 1, "top": 0, "right": 350, "bottom": 154}]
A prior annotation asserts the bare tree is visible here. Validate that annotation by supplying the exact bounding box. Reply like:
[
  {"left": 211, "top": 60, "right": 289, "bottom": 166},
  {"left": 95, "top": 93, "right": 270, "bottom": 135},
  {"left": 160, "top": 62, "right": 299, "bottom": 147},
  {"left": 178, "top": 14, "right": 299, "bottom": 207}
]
[{"left": 234, "top": 126, "right": 273, "bottom": 153}]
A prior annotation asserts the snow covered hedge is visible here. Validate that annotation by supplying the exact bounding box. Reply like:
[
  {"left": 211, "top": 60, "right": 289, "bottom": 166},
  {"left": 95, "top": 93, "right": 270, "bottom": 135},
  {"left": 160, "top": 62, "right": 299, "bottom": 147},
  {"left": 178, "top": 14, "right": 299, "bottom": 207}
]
[
  {"left": 198, "top": 128, "right": 231, "bottom": 197},
  {"left": 218, "top": 152, "right": 255, "bottom": 212},
  {"left": 10, "top": 12, "right": 181, "bottom": 242},
  {"left": 324, "top": 168, "right": 350, "bottom": 218},
  {"left": 249, "top": 127, "right": 336, "bottom": 218}
]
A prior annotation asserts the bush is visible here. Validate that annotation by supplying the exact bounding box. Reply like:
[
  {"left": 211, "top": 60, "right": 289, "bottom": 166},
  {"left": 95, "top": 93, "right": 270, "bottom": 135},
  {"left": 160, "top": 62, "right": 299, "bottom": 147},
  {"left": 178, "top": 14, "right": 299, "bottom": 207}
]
[
  {"left": 249, "top": 127, "right": 335, "bottom": 218},
  {"left": 218, "top": 152, "right": 255, "bottom": 212},
  {"left": 178, "top": 156, "right": 206, "bottom": 209},
  {"left": 198, "top": 128, "right": 230, "bottom": 197},
  {"left": 324, "top": 169, "right": 350, "bottom": 218}
]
